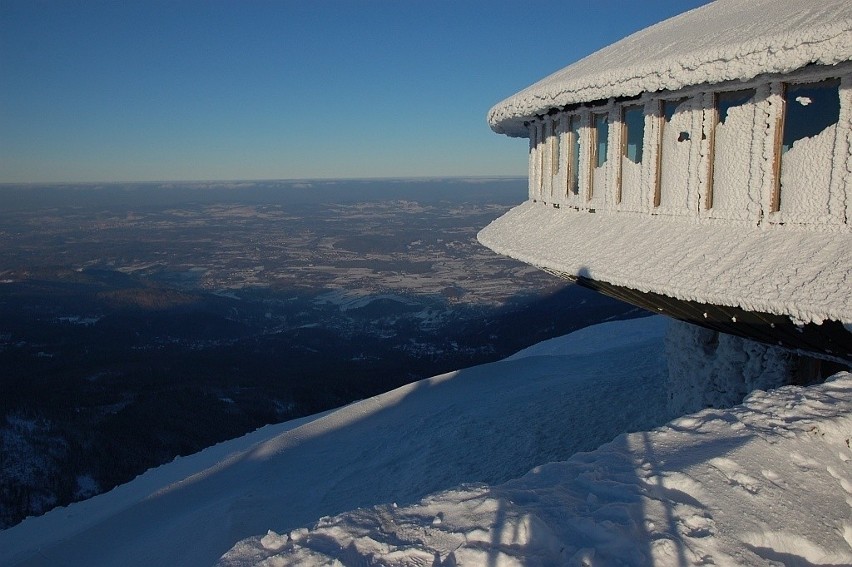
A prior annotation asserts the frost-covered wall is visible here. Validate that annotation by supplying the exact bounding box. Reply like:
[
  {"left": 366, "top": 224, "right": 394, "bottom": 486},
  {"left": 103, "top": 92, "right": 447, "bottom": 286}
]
[
  {"left": 775, "top": 79, "right": 843, "bottom": 224},
  {"left": 618, "top": 106, "right": 645, "bottom": 211},
  {"left": 524, "top": 63, "right": 851, "bottom": 229},
  {"left": 484, "top": 0, "right": 852, "bottom": 376},
  {"left": 657, "top": 97, "right": 698, "bottom": 216},
  {"left": 706, "top": 89, "right": 760, "bottom": 220},
  {"left": 665, "top": 320, "right": 793, "bottom": 416}
]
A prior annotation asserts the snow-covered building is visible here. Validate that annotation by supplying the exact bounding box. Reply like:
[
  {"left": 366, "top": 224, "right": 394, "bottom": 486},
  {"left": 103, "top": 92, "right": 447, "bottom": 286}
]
[{"left": 479, "top": 0, "right": 852, "bottom": 373}]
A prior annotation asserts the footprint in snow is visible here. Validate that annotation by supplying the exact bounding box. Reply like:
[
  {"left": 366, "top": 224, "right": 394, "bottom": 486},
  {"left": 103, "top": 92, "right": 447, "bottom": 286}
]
[
  {"left": 789, "top": 451, "right": 820, "bottom": 471},
  {"left": 760, "top": 469, "right": 785, "bottom": 488},
  {"left": 825, "top": 465, "right": 852, "bottom": 509},
  {"left": 708, "top": 457, "right": 761, "bottom": 495},
  {"left": 826, "top": 465, "right": 852, "bottom": 495},
  {"left": 678, "top": 513, "right": 715, "bottom": 539}
]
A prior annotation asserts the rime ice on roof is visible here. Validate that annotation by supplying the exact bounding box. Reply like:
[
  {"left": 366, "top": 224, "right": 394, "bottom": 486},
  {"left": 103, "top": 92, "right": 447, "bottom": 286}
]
[
  {"left": 488, "top": 0, "right": 852, "bottom": 137},
  {"left": 479, "top": 0, "right": 852, "bottom": 361}
]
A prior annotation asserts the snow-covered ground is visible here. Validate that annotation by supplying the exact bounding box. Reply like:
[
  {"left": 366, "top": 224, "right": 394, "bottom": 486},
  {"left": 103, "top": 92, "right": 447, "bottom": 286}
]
[{"left": 2, "top": 316, "right": 851, "bottom": 566}]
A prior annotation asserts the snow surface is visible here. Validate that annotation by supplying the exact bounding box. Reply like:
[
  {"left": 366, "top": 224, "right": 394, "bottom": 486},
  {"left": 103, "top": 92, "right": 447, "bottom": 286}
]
[
  {"left": 2, "top": 316, "right": 851, "bottom": 566},
  {"left": 222, "top": 372, "right": 852, "bottom": 566},
  {"left": 0, "top": 317, "right": 670, "bottom": 566},
  {"left": 477, "top": 201, "right": 852, "bottom": 327},
  {"left": 489, "top": 0, "right": 852, "bottom": 137}
]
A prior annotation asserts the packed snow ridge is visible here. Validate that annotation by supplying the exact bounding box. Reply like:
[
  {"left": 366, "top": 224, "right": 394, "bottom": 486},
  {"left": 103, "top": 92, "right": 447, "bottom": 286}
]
[{"left": 1, "top": 317, "right": 850, "bottom": 566}]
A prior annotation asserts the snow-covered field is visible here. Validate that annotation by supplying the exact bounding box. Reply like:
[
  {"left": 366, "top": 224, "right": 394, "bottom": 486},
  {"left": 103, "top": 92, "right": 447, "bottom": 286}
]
[{"left": 2, "top": 316, "right": 851, "bottom": 566}]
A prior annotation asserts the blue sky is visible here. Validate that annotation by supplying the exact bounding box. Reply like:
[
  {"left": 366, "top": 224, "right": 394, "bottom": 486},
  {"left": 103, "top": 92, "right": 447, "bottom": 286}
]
[{"left": 1, "top": 0, "right": 709, "bottom": 183}]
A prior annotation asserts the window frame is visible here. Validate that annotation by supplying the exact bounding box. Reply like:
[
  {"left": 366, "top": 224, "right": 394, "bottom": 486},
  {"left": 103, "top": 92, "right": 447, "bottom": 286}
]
[
  {"left": 771, "top": 78, "right": 841, "bottom": 215},
  {"left": 588, "top": 111, "right": 609, "bottom": 201},
  {"left": 619, "top": 104, "right": 645, "bottom": 206},
  {"left": 654, "top": 97, "right": 691, "bottom": 210},
  {"left": 705, "top": 88, "right": 758, "bottom": 212},
  {"left": 565, "top": 114, "right": 581, "bottom": 198}
]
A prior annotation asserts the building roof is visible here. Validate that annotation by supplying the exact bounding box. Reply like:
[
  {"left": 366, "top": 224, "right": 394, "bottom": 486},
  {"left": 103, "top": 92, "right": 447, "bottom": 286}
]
[
  {"left": 477, "top": 201, "right": 852, "bottom": 327},
  {"left": 488, "top": 0, "right": 852, "bottom": 137}
]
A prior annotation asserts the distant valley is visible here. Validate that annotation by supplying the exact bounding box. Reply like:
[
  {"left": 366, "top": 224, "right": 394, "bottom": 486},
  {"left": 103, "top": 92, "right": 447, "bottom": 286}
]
[{"left": 0, "top": 178, "right": 643, "bottom": 528}]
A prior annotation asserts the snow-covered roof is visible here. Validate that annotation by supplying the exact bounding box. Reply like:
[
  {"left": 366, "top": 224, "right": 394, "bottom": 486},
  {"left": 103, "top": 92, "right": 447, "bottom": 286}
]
[
  {"left": 477, "top": 201, "right": 852, "bottom": 326},
  {"left": 489, "top": 0, "right": 852, "bottom": 137}
]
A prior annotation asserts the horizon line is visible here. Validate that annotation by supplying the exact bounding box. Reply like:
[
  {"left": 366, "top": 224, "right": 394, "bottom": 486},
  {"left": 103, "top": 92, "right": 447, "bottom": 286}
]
[{"left": 0, "top": 175, "right": 528, "bottom": 188}]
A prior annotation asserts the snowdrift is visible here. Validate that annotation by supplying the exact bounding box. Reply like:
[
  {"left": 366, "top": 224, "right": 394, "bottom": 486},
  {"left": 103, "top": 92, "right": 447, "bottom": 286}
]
[{"left": 1, "top": 316, "right": 850, "bottom": 566}]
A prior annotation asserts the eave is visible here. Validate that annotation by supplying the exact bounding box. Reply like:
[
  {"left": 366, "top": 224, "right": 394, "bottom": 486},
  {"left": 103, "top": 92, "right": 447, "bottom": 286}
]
[{"left": 477, "top": 201, "right": 852, "bottom": 331}]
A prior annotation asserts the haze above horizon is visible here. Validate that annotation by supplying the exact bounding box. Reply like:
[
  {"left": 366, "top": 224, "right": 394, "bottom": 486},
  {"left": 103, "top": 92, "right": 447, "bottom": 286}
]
[{"left": 1, "top": 0, "right": 709, "bottom": 184}]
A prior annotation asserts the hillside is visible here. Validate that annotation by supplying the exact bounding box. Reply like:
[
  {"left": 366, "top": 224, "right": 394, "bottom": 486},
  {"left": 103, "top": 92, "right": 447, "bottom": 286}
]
[{"left": 2, "top": 316, "right": 850, "bottom": 566}]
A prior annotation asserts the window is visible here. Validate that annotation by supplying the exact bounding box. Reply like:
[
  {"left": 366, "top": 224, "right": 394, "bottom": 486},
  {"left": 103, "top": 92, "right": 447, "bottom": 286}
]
[
  {"left": 529, "top": 122, "right": 545, "bottom": 199},
  {"left": 781, "top": 80, "right": 840, "bottom": 153},
  {"left": 773, "top": 79, "right": 840, "bottom": 216},
  {"left": 528, "top": 127, "right": 536, "bottom": 199},
  {"left": 589, "top": 113, "right": 608, "bottom": 199},
  {"left": 622, "top": 106, "right": 644, "bottom": 163},
  {"left": 620, "top": 106, "right": 644, "bottom": 205},
  {"left": 706, "top": 89, "right": 755, "bottom": 214},
  {"left": 551, "top": 118, "right": 561, "bottom": 176},
  {"left": 594, "top": 113, "right": 608, "bottom": 168},
  {"left": 717, "top": 90, "right": 754, "bottom": 125},
  {"left": 655, "top": 97, "right": 691, "bottom": 209},
  {"left": 567, "top": 115, "right": 581, "bottom": 196}
]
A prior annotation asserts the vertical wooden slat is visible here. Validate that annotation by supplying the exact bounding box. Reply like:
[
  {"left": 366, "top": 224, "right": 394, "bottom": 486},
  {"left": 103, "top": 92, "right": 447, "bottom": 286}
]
[
  {"left": 617, "top": 107, "right": 626, "bottom": 205},
  {"left": 770, "top": 83, "right": 786, "bottom": 213},
  {"left": 565, "top": 115, "right": 573, "bottom": 198},
  {"left": 538, "top": 121, "right": 545, "bottom": 199},
  {"left": 587, "top": 113, "right": 596, "bottom": 202},
  {"left": 654, "top": 100, "right": 664, "bottom": 208},
  {"left": 705, "top": 92, "right": 718, "bottom": 211}
]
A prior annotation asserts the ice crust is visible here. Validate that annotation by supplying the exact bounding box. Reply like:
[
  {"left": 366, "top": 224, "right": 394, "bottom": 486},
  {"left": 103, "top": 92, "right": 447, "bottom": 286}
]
[
  {"left": 489, "top": 0, "right": 852, "bottom": 137},
  {"left": 477, "top": 201, "right": 852, "bottom": 326}
]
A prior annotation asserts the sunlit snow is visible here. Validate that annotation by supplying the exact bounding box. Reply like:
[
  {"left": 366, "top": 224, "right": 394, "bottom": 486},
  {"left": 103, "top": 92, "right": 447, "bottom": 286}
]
[{"left": 1, "top": 316, "right": 850, "bottom": 566}]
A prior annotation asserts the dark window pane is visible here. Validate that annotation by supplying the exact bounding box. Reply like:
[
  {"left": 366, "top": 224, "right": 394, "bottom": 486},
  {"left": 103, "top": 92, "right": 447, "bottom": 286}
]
[
  {"left": 623, "top": 107, "right": 644, "bottom": 163},
  {"left": 595, "top": 114, "right": 608, "bottom": 168},
  {"left": 663, "top": 99, "right": 681, "bottom": 122},
  {"left": 717, "top": 89, "right": 754, "bottom": 124},
  {"left": 782, "top": 80, "right": 840, "bottom": 153}
]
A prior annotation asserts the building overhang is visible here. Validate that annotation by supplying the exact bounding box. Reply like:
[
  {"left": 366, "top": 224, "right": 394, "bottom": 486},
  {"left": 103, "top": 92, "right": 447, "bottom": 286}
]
[{"left": 478, "top": 201, "right": 852, "bottom": 360}]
